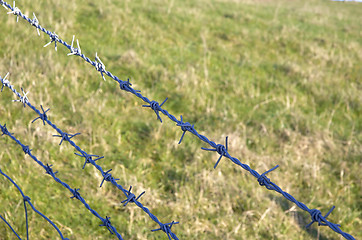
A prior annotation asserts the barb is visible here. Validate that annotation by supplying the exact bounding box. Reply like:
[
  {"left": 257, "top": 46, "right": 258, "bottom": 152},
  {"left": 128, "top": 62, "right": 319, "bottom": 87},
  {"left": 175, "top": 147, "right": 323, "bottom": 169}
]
[
  {"left": 22, "top": 145, "right": 32, "bottom": 155},
  {"left": 0, "top": 168, "right": 69, "bottom": 240},
  {"left": 0, "top": 123, "right": 12, "bottom": 136},
  {"left": 257, "top": 165, "right": 279, "bottom": 190},
  {"left": 121, "top": 186, "right": 145, "bottom": 207},
  {"left": 100, "top": 216, "right": 114, "bottom": 235},
  {"left": 176, "top": 115, "right": 195, "bottom": 144},
  {"left": 12, "top": 87, "right": 29, "bottom": 108},
  {"left": 31, "top": 12, "right": 40, "bottom": 36},
  {"left": 67, "top": 35, "right": 82, "bottom": 56},
  {"left": 151, "top": 221, "right": 179, "bottom": 240},
  {"left": 95, "top": 52, "right": 106, "bottom": 81},
  {"left": 0, "top": 75, "right": 179, "bottom": 240},
  {"left": 100, "top": 169, "right": 120, "bottom": 188},
  {"left": 53, "top": 132, "right": 81, "bottom": 145},
  {"left": 142, "top": 98, "right": 168, "bottom": 123},
  {"left": 6, "top": 1, "right": 20, "bottom": 22},
  {"left": 0, "top": 1, "right": 356, "bottom": 239},
  {"left": 0, "top": 123, "right": 124, "bottom": 240},
  {"left": 43, "top": 32, "right": 59, "bottom": 51},
  {"left": 31, "top": 105, "right": 50, "bottom": 125},
  {"left": 119, "top": 78, "right": 139, "bottom": 92},
  {"left": 45, "top": 164, "right": 58, "bottom": 175},
  {"left": 1, "top": 72, "right": 9, "bottom": 92},
  {"left": 201, "top": 136, "right": 229, "bottom": 169},
  {"left": 74, "top": 151, "right": 104, "bottom": 169}
]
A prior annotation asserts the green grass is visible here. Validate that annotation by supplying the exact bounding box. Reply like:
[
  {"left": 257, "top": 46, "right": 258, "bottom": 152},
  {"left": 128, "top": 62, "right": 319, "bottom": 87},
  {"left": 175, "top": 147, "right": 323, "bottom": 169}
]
[{"left": 0, "top": 0, "right": 361, "bottom": 239}]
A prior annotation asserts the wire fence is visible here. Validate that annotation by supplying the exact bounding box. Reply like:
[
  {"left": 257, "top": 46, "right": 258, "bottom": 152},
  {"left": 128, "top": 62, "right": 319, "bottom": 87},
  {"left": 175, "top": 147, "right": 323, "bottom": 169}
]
[
  {"left": 0, "top": 0, "right": 356, "bottom": 239},
  {"left": 0, "top": 74, "right": 179, "bottom": 240},
  {"left": 0, "top": 122, "right": 123, "bottom": 240}
]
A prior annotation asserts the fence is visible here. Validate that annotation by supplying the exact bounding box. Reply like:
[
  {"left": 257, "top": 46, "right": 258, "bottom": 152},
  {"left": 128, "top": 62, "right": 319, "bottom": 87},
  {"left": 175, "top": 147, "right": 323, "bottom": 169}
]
[
  {"left": 0, "top": 74, "right": 178, "bottom": 240},
  {"left": 0, "top": 1, "right": 356, "bottom": 239}
]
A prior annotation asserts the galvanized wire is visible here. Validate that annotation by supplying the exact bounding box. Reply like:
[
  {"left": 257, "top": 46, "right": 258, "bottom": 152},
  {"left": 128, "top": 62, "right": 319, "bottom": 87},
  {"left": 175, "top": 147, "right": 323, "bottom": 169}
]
[{"left": 0, "top": 0, "right": 357, "bottom": 239}]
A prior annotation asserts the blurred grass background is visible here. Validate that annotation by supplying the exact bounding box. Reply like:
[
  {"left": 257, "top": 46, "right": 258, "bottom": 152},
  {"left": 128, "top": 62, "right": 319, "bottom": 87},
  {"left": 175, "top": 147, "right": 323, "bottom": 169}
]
[{"left": 0, "top": 0, "right": 361, "bottom": 239}]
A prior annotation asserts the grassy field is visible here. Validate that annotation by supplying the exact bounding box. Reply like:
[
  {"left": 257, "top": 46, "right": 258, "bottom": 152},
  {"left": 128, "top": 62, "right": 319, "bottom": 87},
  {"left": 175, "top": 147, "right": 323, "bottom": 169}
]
[{"left": 0, "top": 0, "right": 361, "bottom": 239}]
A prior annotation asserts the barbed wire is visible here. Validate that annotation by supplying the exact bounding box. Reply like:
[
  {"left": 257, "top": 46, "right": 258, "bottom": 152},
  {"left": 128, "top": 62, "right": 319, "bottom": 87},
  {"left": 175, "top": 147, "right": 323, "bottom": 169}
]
[
  {"left": 0, "top": 0, "right": 356, "bottom": 239},
  {"left": 0, "top": 75, "right": 179, "bottom": 240},
  {"left": 0, "top": 167, "right": 68, "bottom": 240},
  {"left": 0, "top": 122, "right": 124, "bottom": 240}
]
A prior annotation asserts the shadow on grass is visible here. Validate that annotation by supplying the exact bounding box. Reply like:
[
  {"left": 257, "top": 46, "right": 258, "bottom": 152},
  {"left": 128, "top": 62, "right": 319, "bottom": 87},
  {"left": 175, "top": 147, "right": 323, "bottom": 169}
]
[{"left": 268, "top": 194, "right": 338, "bottom": 240}]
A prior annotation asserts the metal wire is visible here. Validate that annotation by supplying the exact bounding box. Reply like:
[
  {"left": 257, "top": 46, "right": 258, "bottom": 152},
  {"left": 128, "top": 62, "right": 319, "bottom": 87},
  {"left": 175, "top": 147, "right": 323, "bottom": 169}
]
[
  {"left": 0, "top": 75, "right": 179, "bottom": 240},
  {"left": 0, "top": 1, "right": 357, "bottom": 239},
  {"left": 0, "top": 123, "right": 124, "bottom": 240}
]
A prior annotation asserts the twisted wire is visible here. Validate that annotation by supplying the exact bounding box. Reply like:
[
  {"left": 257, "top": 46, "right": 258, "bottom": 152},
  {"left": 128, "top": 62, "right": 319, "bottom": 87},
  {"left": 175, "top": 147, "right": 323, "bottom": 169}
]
[
  {"left": 0, "top": 123, "right": 124, "bottom": 240},
  {"left": 0, "top": 75, "right": 179, "bottom": 240},
  {"left": 0, "top": 1, "right": 356, "bottom": 239},
  {"left": 0, "top": 168, "right": 68, "bottom": 240}
]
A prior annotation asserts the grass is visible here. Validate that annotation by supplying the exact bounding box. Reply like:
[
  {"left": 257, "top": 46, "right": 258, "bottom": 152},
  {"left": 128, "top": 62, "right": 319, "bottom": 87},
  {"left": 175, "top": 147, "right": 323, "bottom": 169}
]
[{"left": 0, "top": 0, "right": 361, "bottom": 239}]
